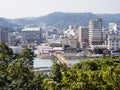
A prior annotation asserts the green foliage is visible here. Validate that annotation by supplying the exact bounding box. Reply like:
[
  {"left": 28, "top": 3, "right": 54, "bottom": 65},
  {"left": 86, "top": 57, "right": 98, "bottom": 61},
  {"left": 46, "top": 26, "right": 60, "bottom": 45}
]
[
  {"left": 0, "top": 43, "right": 13, "bottom": 66},
  {"left": 0, "top": 43, "right": 37, "bottom": 89},
  {"left": 51, "top": 61, "right": 67, "bottom": 83},
  {"left": 0, "top": 43, "right": 120, "bottom": 89},
  {"left": 7, "top": 60, "right": 33, "bottom": 90},
  {"left": 18, "top": 47, "right": 35, "bottom": 69}
]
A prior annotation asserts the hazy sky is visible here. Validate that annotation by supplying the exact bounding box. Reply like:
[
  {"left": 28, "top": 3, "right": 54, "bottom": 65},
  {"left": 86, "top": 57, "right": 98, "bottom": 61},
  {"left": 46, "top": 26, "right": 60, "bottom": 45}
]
[{"left": 0, "top": 0, "right": 120, "bottom": 18}]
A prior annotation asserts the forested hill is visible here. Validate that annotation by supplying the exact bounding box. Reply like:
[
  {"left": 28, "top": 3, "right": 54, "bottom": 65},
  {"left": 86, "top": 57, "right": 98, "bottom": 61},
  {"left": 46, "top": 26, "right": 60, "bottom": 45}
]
[{"left": 1, "top": 12, "right": 120, "bottom": 29}]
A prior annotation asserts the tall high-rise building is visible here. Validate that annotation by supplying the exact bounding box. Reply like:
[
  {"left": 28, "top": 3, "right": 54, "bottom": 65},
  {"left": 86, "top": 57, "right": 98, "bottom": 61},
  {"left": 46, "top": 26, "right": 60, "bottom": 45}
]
[
  {"left": 77, "top": 26, "right": 89, "bottom": 44},
  {"left": 89, "top": 18, "right": 103, "bottom": 46},
  {"left": 77, "top": 26, "right": 89, "bottom": 48},
  {"left": 0, "top": 29, "right": 8, "bottom": 44}
]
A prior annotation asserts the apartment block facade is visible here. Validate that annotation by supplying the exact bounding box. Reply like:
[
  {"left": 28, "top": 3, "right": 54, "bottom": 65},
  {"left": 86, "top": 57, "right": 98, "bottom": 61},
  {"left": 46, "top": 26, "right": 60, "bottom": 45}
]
[
  {"left": 77, "top": 26, "right": 89, "bottom": 48},
  {"left": 108, "top": 33, "right": 120, "bottom": 51},
  {"left": 89, "top": 18, "right": 103, "bottom": 46}
]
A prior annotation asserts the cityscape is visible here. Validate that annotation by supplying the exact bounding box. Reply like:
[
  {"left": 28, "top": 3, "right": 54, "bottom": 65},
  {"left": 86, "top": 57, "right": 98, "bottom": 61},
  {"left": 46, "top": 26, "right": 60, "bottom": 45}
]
[
  {"left": 1, "top": 17, "right": 120, "bottom": 56},
  {"left": 0, "top": 0, "right": 120, "bottom": 89}
]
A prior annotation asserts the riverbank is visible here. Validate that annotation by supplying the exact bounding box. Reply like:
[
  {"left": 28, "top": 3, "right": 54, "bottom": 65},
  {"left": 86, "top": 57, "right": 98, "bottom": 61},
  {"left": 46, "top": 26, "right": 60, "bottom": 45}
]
[{"left": 37, "top": 53, "right": 100, "bottom": 59}]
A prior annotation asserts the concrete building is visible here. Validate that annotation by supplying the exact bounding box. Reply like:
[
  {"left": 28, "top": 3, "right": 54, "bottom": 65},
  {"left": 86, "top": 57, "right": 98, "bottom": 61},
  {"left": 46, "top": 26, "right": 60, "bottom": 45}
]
[
  {"left": 61, "top": 38, "right": 78, "bottom": 51},
  {"left": 107, "top": 32, "right": 120, "bottom": 51},
  {"left": 91, "top": 45, "right": 108, "bottom": 50},
  {"left": 108, "top": 23, "right": 120, "bottom": 34},
  {"left": 77, "top": 26, "right": 89, "bottom": 48},
  {"left": 89, "top": 18, "right": 103, "bottom": 46},
  {"left": 0, "top": 29, "right": 8, "bottom": 44},
  {"left": 109, "top": 23, "right": 118, "bottom": 32},
  {"left": 9, "top": 31, "right": 22, "bottom": 46},
  {"left": 102, "top": 28, "right": 108, "bottom": 45},
  {"left": 22, "top": 26, "right": 42, "bottom": 44},
  {"left": 64, "top": 25, "right": 77, "bottom": 38},
  {"left": 9, "top": 46, "right": 22, "bottom": 54}
]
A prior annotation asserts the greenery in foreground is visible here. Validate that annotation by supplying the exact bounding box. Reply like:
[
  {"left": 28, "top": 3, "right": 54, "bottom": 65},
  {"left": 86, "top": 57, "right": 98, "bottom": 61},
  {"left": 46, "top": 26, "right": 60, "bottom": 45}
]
[{"left": 0, "top": 43, "right": 120, "bottom": 90}]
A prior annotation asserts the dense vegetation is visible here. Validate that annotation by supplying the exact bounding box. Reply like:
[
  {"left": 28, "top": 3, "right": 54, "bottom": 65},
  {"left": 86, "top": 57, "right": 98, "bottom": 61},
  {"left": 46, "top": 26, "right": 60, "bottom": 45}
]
[{"left": 0, "top": 43, "right": 120, "bottom": 90}]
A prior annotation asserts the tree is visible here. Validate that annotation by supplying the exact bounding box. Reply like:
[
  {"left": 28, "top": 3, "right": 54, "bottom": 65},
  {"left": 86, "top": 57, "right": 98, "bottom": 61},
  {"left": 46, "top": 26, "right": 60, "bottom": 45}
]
[
  {"left": 7, "top": 60, "right": 33, "bottom": 90},
  {"left": 18, "top": 47, "right": 35, "bottom": 69},
  {"left": 0, "top": 43, "right": 13, "bottom": 66}
]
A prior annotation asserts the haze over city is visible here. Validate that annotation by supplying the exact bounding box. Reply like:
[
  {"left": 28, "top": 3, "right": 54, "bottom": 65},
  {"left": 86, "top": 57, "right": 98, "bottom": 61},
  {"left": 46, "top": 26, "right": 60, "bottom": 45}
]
[{"left": 0, "top": 0, "right": 120, "bottom": 18}]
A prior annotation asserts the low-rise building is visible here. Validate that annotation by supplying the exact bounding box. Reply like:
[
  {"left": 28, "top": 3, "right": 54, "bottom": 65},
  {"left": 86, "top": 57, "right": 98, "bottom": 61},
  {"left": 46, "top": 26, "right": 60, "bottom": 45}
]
[
  {"left": 9, "top": 46, "right": 22, "bottom": 54},
  {"left": 90, "top": 45, "right": 108, "bottom": 50},
  {"left": 61, "top": 38, "right": 78, "bottom": 51},
  {"left": 22, "top": 26, "right": 42, "bottom": 44}
]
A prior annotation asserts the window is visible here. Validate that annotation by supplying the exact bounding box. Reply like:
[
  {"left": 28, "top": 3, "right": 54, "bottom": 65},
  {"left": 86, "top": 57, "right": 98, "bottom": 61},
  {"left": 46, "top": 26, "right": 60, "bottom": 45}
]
[{"left": 112, "top": 47, "right": 114, "bottom": 50}]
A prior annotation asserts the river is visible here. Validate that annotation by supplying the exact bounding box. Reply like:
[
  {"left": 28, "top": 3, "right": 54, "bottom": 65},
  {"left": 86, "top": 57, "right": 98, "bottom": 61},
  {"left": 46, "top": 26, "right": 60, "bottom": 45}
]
[{"left": 34, "top": 58, "right": 89, "bottom": 68}]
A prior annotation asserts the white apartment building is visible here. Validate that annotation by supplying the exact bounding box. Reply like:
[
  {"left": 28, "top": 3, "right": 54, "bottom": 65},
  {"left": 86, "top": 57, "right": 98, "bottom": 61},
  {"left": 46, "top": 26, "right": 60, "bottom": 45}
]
[
  {"left": 109, "top": 23, "right": 118, "bottom": 32},
  {"left": 89, "top": 18, "right": 103, "bottom": 46},
  {"left": 108, "top": 32, "right": 120, "bottom": 51},
  {"left": 109, "top": 23, "right": 120, "bottom": 34},
  {"left": 64, "top": 25, "right": 77, "bottom": 38},
  {"left": 22, "top": 26, "right": 42, "bottom": 44}
]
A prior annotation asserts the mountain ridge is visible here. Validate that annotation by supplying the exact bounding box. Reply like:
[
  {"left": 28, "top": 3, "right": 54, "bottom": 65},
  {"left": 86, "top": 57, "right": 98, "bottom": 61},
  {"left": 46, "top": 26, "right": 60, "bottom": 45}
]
[{"left": 1, "top": 12, "right": 120, "bottom": 29}]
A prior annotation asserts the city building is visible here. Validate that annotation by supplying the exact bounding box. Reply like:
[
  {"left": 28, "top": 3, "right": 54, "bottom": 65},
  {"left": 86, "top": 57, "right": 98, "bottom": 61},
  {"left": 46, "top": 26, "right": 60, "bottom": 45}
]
[
  {"left": 0, "top": 29, "right": 8, "bottom": 44},
  {"left": 90, "top": 45, "right": 108, "bottom": 50},
  {"left": 89, "top": 18, "right": 103, "bottom": 46},
  {"left": 9, "top": 31, "right": 22, "bottom": 46},
  {"left": 64, "top": 25, "right": 77, "bottom": 38},
  {"left": 102, "top": 28, "right": 108, "bottom": 45},
  {"left": 22, "top": 26, "right": 42, "bottom": 44},
  {"left": 9, "top": 46, "right": 22, "bottom": 54},
  {"left": 107, "top": 32, "right": 120, "bottom": 51},
  {"left": 109, "top": 23, "right": 118, "bottom": 32},
  {"left": 77, "top": 26, "right": 89, "bottom": 48},
  {"left": 61, "top": 38, "right": 78, "bottom": 52},
  {"left": 108, "top": 23, "right": 120, "bottom": 34}
]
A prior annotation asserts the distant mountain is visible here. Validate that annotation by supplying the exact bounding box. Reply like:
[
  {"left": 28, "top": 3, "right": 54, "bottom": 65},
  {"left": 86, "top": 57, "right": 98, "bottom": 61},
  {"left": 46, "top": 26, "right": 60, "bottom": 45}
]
[
  {"left": 97, "top": 14, "right": 120, "bottom": 27},
  {"left": 0, "top": 18, "right": 13, "bottom": 28},
  {"left": 1, "top": 12, "right": 120, "bottom": 29},
  {"left": 12, "top": 12, "right": 99, "bottom": 29},
  {"left": 36, "top": 12, "right": 99, "bottom": 29}
]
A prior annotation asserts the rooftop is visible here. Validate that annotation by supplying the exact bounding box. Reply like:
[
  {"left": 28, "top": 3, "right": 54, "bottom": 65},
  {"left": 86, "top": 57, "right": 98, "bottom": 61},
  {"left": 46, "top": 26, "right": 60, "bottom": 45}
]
[{"left": 22, "top": 26, "right": 41, "bottom": 31}]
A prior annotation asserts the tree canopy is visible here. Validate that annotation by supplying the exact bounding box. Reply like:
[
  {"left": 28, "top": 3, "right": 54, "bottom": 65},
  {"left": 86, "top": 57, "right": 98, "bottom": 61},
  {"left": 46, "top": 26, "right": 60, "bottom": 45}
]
[{"left": 0, "top": 43, "right": 120, "bottom": 90}]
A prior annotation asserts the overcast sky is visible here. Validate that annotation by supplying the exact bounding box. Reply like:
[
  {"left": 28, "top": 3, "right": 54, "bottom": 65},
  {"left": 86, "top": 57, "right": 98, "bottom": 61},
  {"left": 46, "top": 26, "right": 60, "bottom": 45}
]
[{"left": 0, "top": 0, "right": 120, "bottom": 18}]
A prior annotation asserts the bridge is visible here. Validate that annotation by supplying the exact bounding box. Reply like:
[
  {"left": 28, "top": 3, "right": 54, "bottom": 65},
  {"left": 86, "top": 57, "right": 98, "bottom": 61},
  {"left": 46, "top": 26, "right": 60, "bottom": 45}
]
[
  {"left": 34, "top": 67, "right": 51, "bottom": 73},
  {"left": 52, "top": 53, "right": 71, "bottom": 67}
]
